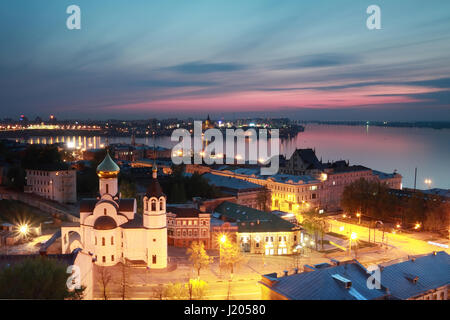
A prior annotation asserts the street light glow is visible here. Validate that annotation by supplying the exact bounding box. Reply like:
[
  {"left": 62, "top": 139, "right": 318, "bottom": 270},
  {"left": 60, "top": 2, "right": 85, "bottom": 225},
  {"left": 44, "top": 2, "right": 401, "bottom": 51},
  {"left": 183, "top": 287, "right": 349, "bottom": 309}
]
[
  {"left": 220, "top": 234, "right": 227, "bottom": 244},
  {"left": 18, "top": 224, "right": 29, "bottom": 236},
  {"left": 350, "top": 232, "right": 357, "bottom": 240}
]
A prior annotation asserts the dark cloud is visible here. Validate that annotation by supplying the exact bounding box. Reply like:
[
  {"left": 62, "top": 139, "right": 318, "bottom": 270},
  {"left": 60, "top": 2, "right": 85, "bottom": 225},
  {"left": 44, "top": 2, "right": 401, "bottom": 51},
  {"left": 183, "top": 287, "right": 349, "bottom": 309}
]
[
  {"left": 277, "top": 53, "right": 361, "bottom": 69},
  {"left": 133, "top": 79, "right": 218, "bottom": 88},
  {"left": 167, "top": 61, "right": 246, "bottom": 74},
  {"left": 406, "top": 77, "right": 450, "bottom": 88}
]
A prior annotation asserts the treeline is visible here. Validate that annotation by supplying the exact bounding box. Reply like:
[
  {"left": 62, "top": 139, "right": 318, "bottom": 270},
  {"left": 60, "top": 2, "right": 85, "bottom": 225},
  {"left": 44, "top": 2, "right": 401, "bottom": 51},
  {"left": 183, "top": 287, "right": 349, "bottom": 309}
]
[
  {"left": 159, "top": 165, "right": 223, "bottom": 203},
  {"left": 341, "top": 178, "right": 449, "bottom": 232},
  {"left": 0, "top": 143, "right": 70, "bottom": 191}
]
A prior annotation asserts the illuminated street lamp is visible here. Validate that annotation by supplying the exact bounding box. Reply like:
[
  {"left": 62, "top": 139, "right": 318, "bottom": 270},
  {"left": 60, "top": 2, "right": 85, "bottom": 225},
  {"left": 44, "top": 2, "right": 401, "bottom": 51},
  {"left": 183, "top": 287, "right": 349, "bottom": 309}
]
[
  {"left": 424, "top": 179, "right": 432, "bottom": 189},
  {"left": 356, "top": 212, "right": 361, "bottom": 224},
  {"left": 19, "top": 224, "right": 29, "bottom": 235},
  {"left": 414, "top": 223, "right": 421, "bottom": 230}
]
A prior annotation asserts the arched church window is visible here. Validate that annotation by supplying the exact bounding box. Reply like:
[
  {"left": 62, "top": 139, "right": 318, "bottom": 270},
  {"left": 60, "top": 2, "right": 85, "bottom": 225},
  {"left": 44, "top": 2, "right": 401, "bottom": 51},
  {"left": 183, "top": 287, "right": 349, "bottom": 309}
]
[
  {"left": 104, "top": 208, "right": 107, "bottom": 215},
  {"left": 159, "top": 198, "right": 165, "bottom": 211},
  {"left": 151, "top": 199, "right": 157, "bottom": 211},
  {"left": 102, "top": 237, "right": 105, "bottom": 246}
]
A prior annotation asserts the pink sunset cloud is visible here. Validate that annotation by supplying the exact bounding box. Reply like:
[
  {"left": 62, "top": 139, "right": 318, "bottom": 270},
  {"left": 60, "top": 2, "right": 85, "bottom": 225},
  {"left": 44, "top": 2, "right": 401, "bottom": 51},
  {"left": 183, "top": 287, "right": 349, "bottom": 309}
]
[{"left": 102, "top": 84, "right": 443, "bottom": 112}]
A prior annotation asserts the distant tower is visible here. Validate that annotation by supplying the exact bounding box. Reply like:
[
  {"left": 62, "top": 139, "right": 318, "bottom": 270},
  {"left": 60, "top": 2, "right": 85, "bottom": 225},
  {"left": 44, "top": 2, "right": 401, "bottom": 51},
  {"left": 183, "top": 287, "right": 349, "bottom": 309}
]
[{"left": 96, "top": 152, "right": 120, "bottom": 197}]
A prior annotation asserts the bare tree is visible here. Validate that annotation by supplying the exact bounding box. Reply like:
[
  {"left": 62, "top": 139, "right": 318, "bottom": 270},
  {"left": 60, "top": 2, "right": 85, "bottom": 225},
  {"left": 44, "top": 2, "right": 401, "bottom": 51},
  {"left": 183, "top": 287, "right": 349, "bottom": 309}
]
[
  {"left": 118, "top": 259, "right": 130, "bottom": 300},
  {"left": 97, "top": 266, "right": 112, "bottom": 300}
]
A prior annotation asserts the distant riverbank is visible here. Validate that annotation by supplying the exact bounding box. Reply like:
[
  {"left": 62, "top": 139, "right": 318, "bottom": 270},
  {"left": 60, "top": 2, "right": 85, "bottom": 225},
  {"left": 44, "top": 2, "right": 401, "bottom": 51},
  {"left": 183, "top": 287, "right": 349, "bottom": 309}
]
[{"left": 298, "top": 121, "right": 450, "bottom": 130}]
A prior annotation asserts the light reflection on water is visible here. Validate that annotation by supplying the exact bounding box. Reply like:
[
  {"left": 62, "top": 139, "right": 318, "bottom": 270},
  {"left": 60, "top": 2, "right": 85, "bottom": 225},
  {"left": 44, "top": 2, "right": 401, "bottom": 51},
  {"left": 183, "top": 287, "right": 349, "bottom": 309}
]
[{"left": 16, "top": 124, "right": 450, "bottom": 189}]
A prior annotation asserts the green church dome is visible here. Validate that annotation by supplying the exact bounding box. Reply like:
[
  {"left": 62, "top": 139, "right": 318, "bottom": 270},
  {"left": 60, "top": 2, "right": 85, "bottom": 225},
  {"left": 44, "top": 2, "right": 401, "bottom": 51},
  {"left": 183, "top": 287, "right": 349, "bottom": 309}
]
[{"left": 96, "top": 152, "right": 120, "bottom": 177}]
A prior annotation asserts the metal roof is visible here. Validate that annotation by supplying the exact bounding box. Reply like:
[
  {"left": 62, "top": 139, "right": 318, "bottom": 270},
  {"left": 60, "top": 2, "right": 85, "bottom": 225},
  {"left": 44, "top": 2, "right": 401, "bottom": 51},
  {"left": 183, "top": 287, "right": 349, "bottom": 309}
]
[
  {"left": 261, "top": 261, "right": 389, "bottom": 300},
  {"left": 380, "top": 251, "right": 450, "bottom": 299}
]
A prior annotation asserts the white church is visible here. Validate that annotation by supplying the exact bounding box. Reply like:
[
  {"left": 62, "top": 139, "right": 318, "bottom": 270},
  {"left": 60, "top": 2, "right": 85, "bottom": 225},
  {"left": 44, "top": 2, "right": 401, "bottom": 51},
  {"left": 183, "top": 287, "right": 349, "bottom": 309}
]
[{"left": 61, "top": 153, "right": 168, "bottom": 269}]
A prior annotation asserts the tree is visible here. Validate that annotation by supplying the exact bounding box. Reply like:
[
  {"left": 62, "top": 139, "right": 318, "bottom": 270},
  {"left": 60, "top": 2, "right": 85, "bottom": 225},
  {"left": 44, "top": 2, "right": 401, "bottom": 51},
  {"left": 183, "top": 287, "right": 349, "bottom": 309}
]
[
  {"left": 157, "top": 280, "right": 209, "bottom": 300},
  {"left": 119, "top": 178, "right": 137, "bottom": 199},
  {"left": 187, "top": 278, "right": 209, "bottom": 300},
  {"left": 256, "top": 187, "right": 271, "bottom": 211},
  {"left": 151, "top": 284, "right": 168, "bottom": 300},
  {"left": 423, "top": 200, "right": 449, "bottom": 232},
  {"left": 297, "top": 208, "right": 327, "bottom": 251},
  {"left": 187, "top": 241, "right": 213, "bottom": 278},
  {"left": 21, "top": 145, "right": 62, "bottom": 169},
  {"left": 97, "top": 266, "right": 112, "bottom": 300},
  {"left": 165, "top": 282, "right": 189, "bottom": 300},
  {"left": 220, "top": 241, "right": 243, "bottom": 275},
  {"left": 118, "top": 260, "right": 130, "bottom": 300},
  {"left": 341, "top": 178, "right": 397, "bottom": 219},
  {"left": 0, "top": 257, "right": 75, "bottom": 299}
]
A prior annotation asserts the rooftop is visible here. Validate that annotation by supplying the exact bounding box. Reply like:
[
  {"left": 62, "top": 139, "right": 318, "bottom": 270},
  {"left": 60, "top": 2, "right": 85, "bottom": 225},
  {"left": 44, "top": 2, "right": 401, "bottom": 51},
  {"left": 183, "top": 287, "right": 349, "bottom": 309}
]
[
  {"left": 214, "top": 201, "right": 296, "bottom": 233},
  {"left": 380, "top": 251, "right": 450, "bottom": 300},
  {"left": 260, "top": 260, "right": 389, "bottom": 300},
  {"left": 203, "top": 173, "right": 264, "bottom": 191}
]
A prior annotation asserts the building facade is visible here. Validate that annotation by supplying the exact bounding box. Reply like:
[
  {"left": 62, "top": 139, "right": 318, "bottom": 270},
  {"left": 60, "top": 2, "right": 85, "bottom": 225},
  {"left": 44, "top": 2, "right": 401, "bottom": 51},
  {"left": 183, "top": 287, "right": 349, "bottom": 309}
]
[
  {"left": 167, "top": 206, "right": 211, "bottom": 248},
  {"left": 25, "top": 166, "right": 76, "bottom": 204},
  {"left": 214, "top": 202, "right": 301, "bottom": 255}
]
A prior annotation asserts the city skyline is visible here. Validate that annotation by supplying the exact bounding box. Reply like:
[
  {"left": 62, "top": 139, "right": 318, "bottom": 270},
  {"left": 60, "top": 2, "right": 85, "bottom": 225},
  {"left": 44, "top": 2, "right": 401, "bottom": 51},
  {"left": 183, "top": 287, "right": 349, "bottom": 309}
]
[{"left": 1, "top": 0, "right": 450, "bottom": 120}]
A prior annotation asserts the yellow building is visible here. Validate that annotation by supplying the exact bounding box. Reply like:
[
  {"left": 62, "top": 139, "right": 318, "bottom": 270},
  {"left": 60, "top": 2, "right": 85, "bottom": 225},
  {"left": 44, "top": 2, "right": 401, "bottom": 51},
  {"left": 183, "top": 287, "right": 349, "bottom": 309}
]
[{"left": 213, "top": 201, "right": 301, "bottom": 255}]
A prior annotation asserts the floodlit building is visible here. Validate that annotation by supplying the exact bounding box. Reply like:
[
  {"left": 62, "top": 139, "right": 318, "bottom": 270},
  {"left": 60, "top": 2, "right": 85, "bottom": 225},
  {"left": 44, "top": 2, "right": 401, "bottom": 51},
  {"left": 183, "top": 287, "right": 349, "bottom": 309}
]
[
  {"left": 61, "top": 154, "right": 167, "bottom": 269},
  {"left": 213, "top": 202, "right": 300, "bottom": 255},
  {"left": 25, "top": 164, "right": 76, "bottom": 204},
  {"left": 202, "top": 173, "right": 270, "bottom": 210},
  {"left": 167, "top": 205, "right": 211, "bottom": 248}
]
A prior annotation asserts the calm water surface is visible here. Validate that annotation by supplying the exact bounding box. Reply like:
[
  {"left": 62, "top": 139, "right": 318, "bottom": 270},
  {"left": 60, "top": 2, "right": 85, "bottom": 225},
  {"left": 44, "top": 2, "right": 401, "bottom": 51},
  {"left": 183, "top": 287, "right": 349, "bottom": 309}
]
[{"left": 21, "top": 124, "right": 450, "bottom": 189}]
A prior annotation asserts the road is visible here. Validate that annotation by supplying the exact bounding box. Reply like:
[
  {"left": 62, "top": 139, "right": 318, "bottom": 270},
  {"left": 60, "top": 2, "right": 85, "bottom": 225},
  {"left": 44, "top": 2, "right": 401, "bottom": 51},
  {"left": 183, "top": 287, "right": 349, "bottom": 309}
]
[{"left": 326, "top": 218, "right": 449, "bottom": 259}]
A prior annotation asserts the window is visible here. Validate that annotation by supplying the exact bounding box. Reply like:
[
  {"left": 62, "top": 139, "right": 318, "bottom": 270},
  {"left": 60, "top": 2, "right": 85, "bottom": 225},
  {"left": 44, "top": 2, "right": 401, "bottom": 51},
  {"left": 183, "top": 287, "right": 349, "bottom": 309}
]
[
  {"left": 151, "top": 199, "right": 157, "bottom": 211},
  {"left": 111, "top": 255, "right": 114, "bottom": 262},
  {"left": 104, "top": 208, "right": 107, "bottom": 215},
  {"left": 159, "top": 199, "right": 165, "bottom": 211},
  {"left": 102, "top": 237, "right": 105, "bottom": 246},
  {"left": 106, "top": 184, "right": 109, "bottom": 194},
  {"left": 152, "top": 255, "right": 157, "bottom": 264},
  {"left": 95, "top": 236, "right": 97, "bottom": 245},
  {"left": 111, "top": 236, "right": 114, "bottom": 245},
  {"left": 102, "top": 256, "right": 106, "bottom": 263}
]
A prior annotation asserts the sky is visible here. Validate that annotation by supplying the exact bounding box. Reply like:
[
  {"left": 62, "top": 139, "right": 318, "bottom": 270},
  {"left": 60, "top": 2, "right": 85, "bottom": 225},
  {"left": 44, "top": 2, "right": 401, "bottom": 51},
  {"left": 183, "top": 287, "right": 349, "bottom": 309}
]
[{"left": 0, "top": 0, "right": 450, "bottom": 121}]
